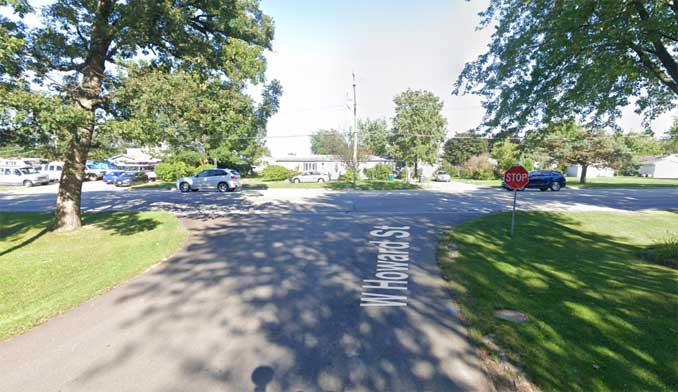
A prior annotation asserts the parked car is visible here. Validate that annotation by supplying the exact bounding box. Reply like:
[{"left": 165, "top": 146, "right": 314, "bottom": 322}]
[
  {"left": 434, "top": 170, "right": 451, "bottom": 182},
  {"left": 114, "top": 172, "right": 148, "bottom": 187},
  {"left": 176, "top": 169, "right": 241, "bottom": 192},
  {"left": 290, "top": 171, "right": 330, "bottom": 183},
  {"left": 85, "top": 164, "right": 107, "bottom": 180},
  {"left": 502, "top": 170, "right": 566, "bottom": 191},
  {"left": 103, "top": 171, "right": 126, "bottom": 184},
  {"left": 0, "top": 166, "right": 50, "bottom": 187},
  {"left": 40, "top": 162, "right": 64, "bottom": 182}
]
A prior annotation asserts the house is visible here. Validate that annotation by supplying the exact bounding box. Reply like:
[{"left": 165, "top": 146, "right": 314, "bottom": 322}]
[
  {"left": 108, "top": 148, "right": 161, "bottom": 167},
  {"left": 266, "top": 155, "right": 395, "bottom": 180},
  {"left": 565, "top": 165, "right": 614, "bottom": 178},
  {"left": 638, "top": 154, "right": 678, "bottom": 179}
]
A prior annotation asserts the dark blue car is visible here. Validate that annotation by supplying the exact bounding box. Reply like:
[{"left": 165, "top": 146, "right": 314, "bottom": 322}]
[
  {"left": 103, "top": 171, "right": 126, "bottom": 184},
  {"left": 503, "top": 170, "right": 566, "bottom": 191}
]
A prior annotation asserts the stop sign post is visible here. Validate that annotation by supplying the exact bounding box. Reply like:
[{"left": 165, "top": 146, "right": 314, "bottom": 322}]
[{"left": 504, "top": 166, "right": 529, "bottom": 236}]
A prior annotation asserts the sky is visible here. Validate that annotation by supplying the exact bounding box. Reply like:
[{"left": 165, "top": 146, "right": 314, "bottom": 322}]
[
  {"left": 5, "top": 0, "right": 677, "bottom": 157},
  {"left": 258, "top": 0, "right": 677, "bottom": 157}
]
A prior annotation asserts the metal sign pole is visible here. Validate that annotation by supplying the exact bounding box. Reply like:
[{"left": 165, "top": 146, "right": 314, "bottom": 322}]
[{"left": 511, "top": 189, "right": 517, "bottom": 237}]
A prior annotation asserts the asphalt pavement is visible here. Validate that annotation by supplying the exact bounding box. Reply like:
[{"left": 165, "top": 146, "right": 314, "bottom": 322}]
[{"left": 0, "top": 184, "right": 676, "bottom": 391}]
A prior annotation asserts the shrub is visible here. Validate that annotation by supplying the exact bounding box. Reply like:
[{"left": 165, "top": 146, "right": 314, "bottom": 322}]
[
  {"left": 651, "top": 235, "right": 678, "bottom": 268},
  {"left": 155, "top": 162, "right": 193, "bottom": 182},
  {"left": 340, "top": 168, "right": 358, "bottom": 182},
  {"left": 461, "top": 153, "right": 497, "bottom": 179},
  {"left": 364, "top": 164, "right": 392, "bottom": 180},
  {"left": 261, "top": 165, "right": 294, "bottom": 181},
  {"left": 194, "top": 164, "right": 215, "bottom": 175}
]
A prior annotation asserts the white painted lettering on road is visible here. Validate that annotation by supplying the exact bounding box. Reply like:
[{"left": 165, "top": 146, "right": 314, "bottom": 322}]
[{"left": 360, "top": 226, "right": 411, "bottom": 307}]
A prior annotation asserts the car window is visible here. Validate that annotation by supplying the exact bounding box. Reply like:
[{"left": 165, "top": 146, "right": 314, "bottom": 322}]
[
  {"left": 14, "top": 169, "right": 22, "bottom": 176},
  {"left": 210, "top": 169, "right": 224, "bottom": 177},
  {"left": 196, "top": 170, "right": 209, "bottom": 177}
]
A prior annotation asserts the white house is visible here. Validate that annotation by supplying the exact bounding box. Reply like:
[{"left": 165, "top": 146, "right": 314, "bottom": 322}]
[
  {"left": 566, "top": 165, "right": 615, "bottom": 178},
  {"left": 265, "top": 155, "right": 394, "bottom": 180},
  {"left": 638, "top": 154, "right": 678, "bottom": 179},
  {"left": 108, "top": 148, "right": 161, "bottom": 166}
]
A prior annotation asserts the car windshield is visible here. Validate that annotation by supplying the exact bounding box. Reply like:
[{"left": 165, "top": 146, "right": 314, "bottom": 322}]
[
  {"left": 438, "top": 171, "right": 448, "bottom": 175},
  {"left": 19, "top": 168, "right": 31, "bottom": 174}
]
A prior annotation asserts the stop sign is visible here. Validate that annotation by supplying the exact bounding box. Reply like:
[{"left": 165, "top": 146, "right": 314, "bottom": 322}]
[{"left": 504, "top": 166, "right": 529, "bottom": 190}]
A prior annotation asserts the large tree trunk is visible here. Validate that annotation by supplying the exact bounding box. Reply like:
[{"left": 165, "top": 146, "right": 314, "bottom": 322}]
[
  {"left": 53, "top": 0, "right": 112, "bottom": 231},
  {"left": 580, "top": 164, "right": 588, "bottom": 184}
]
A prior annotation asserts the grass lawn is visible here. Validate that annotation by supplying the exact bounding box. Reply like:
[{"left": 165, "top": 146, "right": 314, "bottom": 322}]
[
  {"left": 0, "top": 211, "right": 187, "bottom": 341},
  {"left": 0, "top": 185, "right": 20, "bottom": 191},
  {"left": 448, "top": 178, "right": 501, "bottom": 187},
  {"left": 241, "top": 178, "right": 421, "bottom": 190},
  {"left": 567, "top": 176, "right": 678, "bottom": 189},
  {"left": 439, "top": 211, "right": 678, "bottom": 392},
  {"left": 132, "top": 181, "right": 175, "bottom": 190}
]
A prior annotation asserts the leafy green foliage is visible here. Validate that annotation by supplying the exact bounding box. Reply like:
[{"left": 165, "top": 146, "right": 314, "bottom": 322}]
[
  {"left": 154, "top": 162, "right": 192, "bottom": 182},
  {"left": 310, "top": 129, "right": 346, "bottom": 155},
  {"left": 442, "top": 132, "right": 488, "bottom": 166},
  {"left": 490, "top": 138, "right": 519, "bottom": 172},
  {"left": 652, "top": 234, "right": 678, "bottom": 268},
  {"left": 260, "top": 165, "right": 294, "bottom": 181},
  {"left": 358, "top": 118, "right": 390, "bottom": 156},
  {"left": 363, "top": 164, "right": 392, "bottom": 180},
  {"left": 389, "top": 89, "right": 447, "bottom": 166},
  {"left": 534, "top": 121, "right": 631, "bottom": 183},
  {"left": 455, "top": 0, "right": 678, "bottom": 133}
]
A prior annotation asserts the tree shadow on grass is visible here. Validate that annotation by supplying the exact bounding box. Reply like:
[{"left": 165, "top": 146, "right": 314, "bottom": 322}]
[
  {"left": 83, "top": 211, "right": 161, "bottom": 236},
  {"left": 0, "top": 212, "right": 52, "bottom": 257},
  {"left": 442, "top": 211, "right": 678, "bottom": 392}
]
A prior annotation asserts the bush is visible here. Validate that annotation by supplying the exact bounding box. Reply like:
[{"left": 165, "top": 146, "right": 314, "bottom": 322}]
[
  {"left": 194, "top": 164, "right": 215, "bottom": 175},
  {"left": 340, "top": 168, "right": 358, "bottom": 182},
  {"left": 648, "top": 235, "right": 678, "bottom": 268},
  {"left": 461, "top": 153, "right": 498, "bottom": 179},
  {"left": 155, "top": 162, "right": 193, "bottom": 182},
  {"left": 364, "top": 164, "right": 392, "bottom": 180},
  {"left": 261, "top": 165, "right": 294, "bottom": 181}
]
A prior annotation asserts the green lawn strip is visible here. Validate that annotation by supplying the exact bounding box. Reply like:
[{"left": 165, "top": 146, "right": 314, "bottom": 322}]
[
  {"left": 131, "top": 181, "right": 176, "bottom": 190},
  {"left": 241, "top": 179, "right": 421, "bottom": 190},
  {"left": 567, "top": 176, "right": 678, "bottom": 189},
  {"left": 439, "top": 211, "right": 678, "bottom": 392},
  {"left": 0, "top": 186, "right": 21, "bottom": 191},
  {"left": 0, "top": 211, "right": 188, "bottom": 341},
  {"left": 448, "top": 178, "right": 501, "bottom": 187}
]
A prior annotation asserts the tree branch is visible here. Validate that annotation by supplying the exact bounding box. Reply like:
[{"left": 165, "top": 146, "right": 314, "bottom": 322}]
[{"left": 633, "top": 0, "right": 678, "bottom": 89}]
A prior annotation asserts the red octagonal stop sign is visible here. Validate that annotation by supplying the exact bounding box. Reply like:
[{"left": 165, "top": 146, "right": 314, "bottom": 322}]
[{"left": 504, "top": 166, "right": 529, "bottom": 190}]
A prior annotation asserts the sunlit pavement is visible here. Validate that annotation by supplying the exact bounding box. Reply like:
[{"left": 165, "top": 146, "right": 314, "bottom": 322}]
[{"left": 0, "top": 186, "right": 676, "bottom": 391}]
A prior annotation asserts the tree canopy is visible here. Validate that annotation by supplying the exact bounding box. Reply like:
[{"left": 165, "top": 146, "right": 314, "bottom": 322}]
[
  {"left": 455, "top": 0, "right": 678, "bottom": 134},
  {"left": 389, "top": 89, "right": 447, "bottom": 172},
  {"left": 358, "top": 118, "right": 389, "bottom": 156},
  {"left": 442, "top": 132, "right": 488, "bottom": 166},
  {"left": 0, "top": 0, "right": 280, "bottom": 230}
]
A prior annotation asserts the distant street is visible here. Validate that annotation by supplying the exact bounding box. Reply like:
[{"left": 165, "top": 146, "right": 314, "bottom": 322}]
[{"left": 0, "top": 185, "right": 676, "bottom": 391}]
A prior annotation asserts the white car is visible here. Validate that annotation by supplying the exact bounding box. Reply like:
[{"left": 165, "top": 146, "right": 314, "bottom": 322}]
[
  {"left": 0, "top": 166, "right": 50, "bottom": 187},
  {"left": 290, "top": 171, "right": 330, "bottom": 183},
  {"left": 40, "top": 162, "right": 65, "bottom": 182},
  {"left": 434, "top": 170, "right": 452, "bottom": 182},
  {"left": 176, "top": 168, "right": 241, "bottom": 192}
]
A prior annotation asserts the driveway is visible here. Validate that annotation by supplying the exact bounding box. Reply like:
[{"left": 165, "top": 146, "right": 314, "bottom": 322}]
[{"left": 0, "top": 186, "right": 676, "bottom": 391}]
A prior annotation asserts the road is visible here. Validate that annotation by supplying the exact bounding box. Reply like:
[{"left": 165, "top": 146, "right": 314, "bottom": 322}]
[{"left": 1, "top": 185, "right": 676, "bottom": 391}]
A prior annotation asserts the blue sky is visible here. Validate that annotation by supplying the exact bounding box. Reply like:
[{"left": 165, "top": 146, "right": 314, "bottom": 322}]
[{"left": 6, "top": 1, "right": 677, "bottom": 156}]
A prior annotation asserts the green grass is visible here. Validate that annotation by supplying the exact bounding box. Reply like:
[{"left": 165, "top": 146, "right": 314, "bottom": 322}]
[
  {"left": 567, "top": 176, "right": 678, "bottom": 188},
  {"left": 0, "top": 211, "right": 188, "bottom": 341},
  {"left": 448, "top": 178, "right": 501, "bottom": 187},
  {"left": 241, "top": 179, "right": 421, "bottom": 190},
  {"left": 0, "top": 185, "right": 20, "bottom": 191},
  {"left": 439, "top": 211, "right": 678, "bottom": 392},
  {"left": 131, "top": 181, "right": 175, "bottom": 190}
]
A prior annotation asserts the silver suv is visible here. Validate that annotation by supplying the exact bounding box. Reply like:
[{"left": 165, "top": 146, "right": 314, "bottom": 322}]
[
  {"left": 291, "top": 171, "right": 330, "bottom": 183},
  {"left": 176, "top": 169, "right": 241, "bottom": 192}
]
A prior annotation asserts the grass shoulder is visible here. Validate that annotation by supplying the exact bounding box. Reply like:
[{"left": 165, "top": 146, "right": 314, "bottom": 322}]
[
  {"left": 0, "top": 211, "right": 188, "bottom": 341},
  {"left": 438, "top": 211, "right": 678, "bottom": 392},
  {"left": 567, "top": 176, "right": 678, "bottom": 189},
  {"left": 241, "top": 179, "right": 421, "bottom": 190},
  {"left": 131, "top": 181, "right": 176, "bottom": 190}
]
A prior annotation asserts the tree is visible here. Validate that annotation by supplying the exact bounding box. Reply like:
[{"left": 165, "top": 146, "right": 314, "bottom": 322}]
[
  {"left": 389, "top": 89, "right": 447, "bottom": 179},
  {"left": 1, "top": 0, "right": 277, "bottom": 231},
  {"left": 310, "top": 129, "right": 346, "bottom": 155},
  {"left": 664, "top": 117, "right": 678, "bottom": 154},
  {"left": 538, "top": 121, "right": 630, "bottom": 183},
  {"left": 455, "top": 0, "right": 678, "bottom": 134},
  {"left": 358, "top": 118, "right": 390, "bottom": 156},
  {"left": 490, "top": 138, "right": 519, "bottom": 172},
  {"left": 442, "top": 132, "right": 488, "bottom": 166}
]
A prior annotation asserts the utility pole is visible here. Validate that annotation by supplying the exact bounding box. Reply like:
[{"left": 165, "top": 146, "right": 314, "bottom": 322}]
[{"left": 352, "top": 72, "right": 358, "bottom": 188}]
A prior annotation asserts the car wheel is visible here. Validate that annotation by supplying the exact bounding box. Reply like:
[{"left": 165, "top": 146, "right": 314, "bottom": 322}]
[
  {"left": 317, "top": 178, "right": 325, "bottom": 183},
  {"left": 550, "top": 182, "right": 561, "bottom": 191},
  {"left": 87, "top": 173, "right": 98, "bottom": 181},
  {"left": 23, "top": 180, "right": 33, "bottom": 187},
  {"left": 540, "top": 187, "right": 547, "bottom": 191},
  {"left": 179, "top": 182, "right": 191, "bottom": 193},
  {"left": 217, "top": 182, "right": 229, "bottom": 192},
  {"left": 293, "top": 178, "right": 300, "bottom": 183}
]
